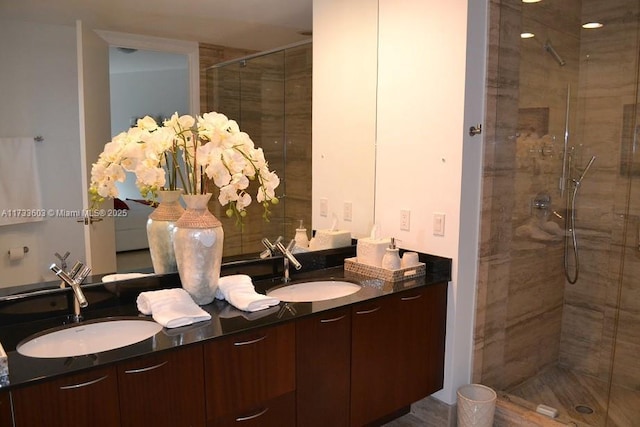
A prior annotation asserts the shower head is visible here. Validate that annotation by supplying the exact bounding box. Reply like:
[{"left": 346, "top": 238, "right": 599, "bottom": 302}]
[{"left": 544, "top": 40, "right": 566, "bottom": 66}]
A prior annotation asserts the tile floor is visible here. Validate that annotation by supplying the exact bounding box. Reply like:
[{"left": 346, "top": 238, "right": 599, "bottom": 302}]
[{"left": 507, "top": 365, "right": 640, "bottom": 426}]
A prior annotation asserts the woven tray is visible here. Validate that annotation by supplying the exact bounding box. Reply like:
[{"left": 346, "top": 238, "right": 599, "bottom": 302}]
[{"left": 344, "top": 257, "right": 426, "bottom": 282}]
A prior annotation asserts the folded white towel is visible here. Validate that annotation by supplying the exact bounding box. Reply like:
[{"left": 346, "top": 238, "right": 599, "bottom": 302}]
[
  {"left": 216, "top": 274, "right": 280, "bottom": 312},
  {"left": 136, "top": 288, "right": 211, "bottom": 328}
]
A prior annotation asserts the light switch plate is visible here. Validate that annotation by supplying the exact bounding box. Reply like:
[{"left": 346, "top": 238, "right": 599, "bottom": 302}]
[
  {"left": 433, "top": 213, "right": 445, "bottom": 236},
  {"left": 320, "top": 198, "right": 328, "bottom": 217},
  {"left": 400, "top": 210, "right": 411, "bottom": 231},
  {"left": 344, "top": 201, "right": 353, "bottom": 222}
]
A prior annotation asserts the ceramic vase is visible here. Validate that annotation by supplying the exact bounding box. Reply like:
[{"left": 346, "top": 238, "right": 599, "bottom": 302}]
[
  {"left": 173, "top": 193, "right": 224, "bottom": 305},
  {"left": 146, "top": 189, "right": 184, "bottom": 274}
]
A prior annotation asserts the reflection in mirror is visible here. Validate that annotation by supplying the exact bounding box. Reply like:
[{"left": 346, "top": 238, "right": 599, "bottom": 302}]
[
  {"left": 115, "top": 41, "right": 313, "bottom": 274},
  {"left": 109, "top": 47, "right": 190, "bottom": 270},
  {"left": 206, "top": 41, "right": 313, "bottom": 260},
  {"left": 0, "top": 1, "right": 377, "bottom": 293},
  {"left": 0, "top": 9, "right": 314, "bottom": 290}
]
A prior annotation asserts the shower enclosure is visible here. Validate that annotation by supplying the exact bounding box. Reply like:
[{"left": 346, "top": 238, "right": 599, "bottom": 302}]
[
  {"left": 475, "top": 0, "right": 640, "bottom": 425},
  {"left": 205, "top": 41, "right": 312, "bottom": 258}
]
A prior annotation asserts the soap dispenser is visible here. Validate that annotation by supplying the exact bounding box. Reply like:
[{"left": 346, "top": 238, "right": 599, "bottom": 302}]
[
  {"left": 381, "top": 237, "right": 401, "bottom": 270},
  {"left": 294, "top": 220, "right": 309, "bottom": 248}
]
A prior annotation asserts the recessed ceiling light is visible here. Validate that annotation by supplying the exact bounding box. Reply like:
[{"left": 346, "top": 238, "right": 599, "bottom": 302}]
[
  {"left": 520, "top": 32, "right": 536, "bottom": 39},
  {"left": 522, "top": 0, "right": 541, "bottom": 3},
  {"left": 582, "top": 22, "right": 604, "bottom": 29}
]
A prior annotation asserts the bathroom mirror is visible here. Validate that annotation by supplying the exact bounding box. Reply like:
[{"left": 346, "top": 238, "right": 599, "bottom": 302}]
[{"left": 0, "top": 0, "right": 376, "bottom": 289}]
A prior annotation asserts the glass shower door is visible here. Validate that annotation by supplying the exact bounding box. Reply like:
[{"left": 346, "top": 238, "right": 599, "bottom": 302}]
[{"left": 477, "top": 1, "right": 640, "bottom": 425}]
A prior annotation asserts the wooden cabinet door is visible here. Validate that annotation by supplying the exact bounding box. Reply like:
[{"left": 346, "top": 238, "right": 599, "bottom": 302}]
[
  {"left": 393, "top": 282, "right": 447, "bottom": 408},
  {"left": 12, "top": 366, "right": 120, "bottom": 427},
  {"left": 0, "top": 391, "right": 12, "bottom": 426},
  {"left": 203, "top": 322, "right": 295, "bottom": 425},
  {"left": 350, "top": 296, "right": 398, "bottom": 426},
  {"left": 117, "top": 345, "right": 206, "bottom": 427},
  {"left": 350, "top": 282, "right": 448, "bottom": 426},
  {"left": 296, "top": 307, "right": 351, "bottom": 427}
]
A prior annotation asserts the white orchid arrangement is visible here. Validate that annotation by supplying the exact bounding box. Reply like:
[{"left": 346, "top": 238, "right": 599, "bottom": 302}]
[{"left": 89, "top": 112, "right": 280, "bottom": 225}]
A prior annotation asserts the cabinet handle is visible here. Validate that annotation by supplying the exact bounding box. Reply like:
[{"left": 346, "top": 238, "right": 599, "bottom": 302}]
[
  {"left": 59, "top": 375, "right": 108, "bottom": 390},
  {"left": 235, "top": 407, "right": 269, "bottom": 421},
  {"left": 320, "top": 314, "right": 346, "bottom": 323},
  {"left": 355, "top": 306, "right": 381, "bottom": 315},
  {"left": 124, "top": 360, "right": 168, "bottom": 374},
  {"left": 233, "top": 334, "right": 267, "bottom": 346},
  {"left": 400, "top": 294, "right": 423, "bottom": 301}
]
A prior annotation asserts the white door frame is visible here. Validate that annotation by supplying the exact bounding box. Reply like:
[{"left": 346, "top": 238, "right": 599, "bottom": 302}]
[{"left": 96, "top": 30, "right": 200, "bottom": 116}]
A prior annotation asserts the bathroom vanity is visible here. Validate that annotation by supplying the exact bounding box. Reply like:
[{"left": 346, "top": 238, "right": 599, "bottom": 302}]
[{"left": 0, "top": 250, "right": 451, "bottom": 427}]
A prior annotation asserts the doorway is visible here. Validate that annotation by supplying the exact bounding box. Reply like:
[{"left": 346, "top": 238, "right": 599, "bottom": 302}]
[{"left": 102, "top": 37, "right": 194, "bottom": 273}]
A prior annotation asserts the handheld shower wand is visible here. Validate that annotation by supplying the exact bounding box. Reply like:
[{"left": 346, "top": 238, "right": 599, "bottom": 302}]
[
  {"left": 575, "top": 155, "right": 596, "bottom": 185},
  {"left": 564, "top": 155, "right": 596, "bottom": 284}
]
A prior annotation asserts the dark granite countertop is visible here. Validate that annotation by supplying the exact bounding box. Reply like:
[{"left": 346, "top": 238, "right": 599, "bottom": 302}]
[{"left": 0, "top": 249, "right": 451, "bottom": 391}]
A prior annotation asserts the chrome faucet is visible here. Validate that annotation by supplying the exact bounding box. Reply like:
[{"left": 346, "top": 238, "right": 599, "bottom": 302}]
[
  {"left": 275, "top": 238, "right": 302, "bottom": 283},
  {"left": 261, "top": 236, "right": 302, "bottom": 282},
  {"left": 50, "top": 261, "right": 90, "bottom": 322},
  {"left": 260, "top": 236, "right": 283, "bottom": 259}
]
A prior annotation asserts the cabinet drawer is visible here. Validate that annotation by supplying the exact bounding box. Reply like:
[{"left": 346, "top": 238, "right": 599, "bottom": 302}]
[
  {"left": 117, "top": 345, "right": 205, "bottom": 427},
  {"left": 12, "top": 365, "right": 120, "bottom": 427},
  {"left": 204, "top": 322, "right": 295, "bottom": 419},
  {"left": 209, "top": 392, "right": 295, "bottom": 427}
]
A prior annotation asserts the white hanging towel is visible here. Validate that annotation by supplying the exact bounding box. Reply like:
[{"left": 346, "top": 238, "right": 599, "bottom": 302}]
[{"left": 0, "top": 138, "right": 44, "bottom": 226}]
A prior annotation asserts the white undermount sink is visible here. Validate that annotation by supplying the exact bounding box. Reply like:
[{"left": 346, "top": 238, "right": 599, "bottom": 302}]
[
  {"left": 17, "top": 318, "right": 163, "bottom": 358},
  {"left": 267, "top": 280, "right": 361, "bottom": 302}
]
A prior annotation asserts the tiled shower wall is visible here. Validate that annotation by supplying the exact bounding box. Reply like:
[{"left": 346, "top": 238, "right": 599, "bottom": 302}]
[
  {"left": 204, "top": 43, "right": 312, "bottom": 258},
  {"left": 474, "top": 0, "right": 640, "bottom": 395}
]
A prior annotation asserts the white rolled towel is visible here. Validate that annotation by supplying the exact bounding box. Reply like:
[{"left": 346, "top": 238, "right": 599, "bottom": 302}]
[
  {"left": 136, "top": 288, "right": 211, "bottom": 328},
  {"left": 216, "top": 274, "right": 280, "bottom": 312}
]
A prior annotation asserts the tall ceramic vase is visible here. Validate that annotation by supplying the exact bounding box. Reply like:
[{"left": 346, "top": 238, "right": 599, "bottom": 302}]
[
  {"left": 146, "top": 189, "right": 184, "bottom": 274},
  {"left": 173, "top": 193, "right": 224, "bottom": 305}
]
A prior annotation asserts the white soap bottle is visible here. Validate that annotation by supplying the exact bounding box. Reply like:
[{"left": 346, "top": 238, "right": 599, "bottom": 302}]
[
  {"left": 294, "top": 220, "right": 310, "bottom": 248},
  {"left": 381, "top": 237, "right": 401, "bottom": 270}
]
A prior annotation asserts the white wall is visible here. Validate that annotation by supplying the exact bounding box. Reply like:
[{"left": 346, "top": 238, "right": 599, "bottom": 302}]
[
  {"left": 110, "top": 64, "right": 189, "bottom": 137},
  {"left": 313, "top": 0, "right": 487, "bottom": 405},
  {"left": 0, "top": 19, "right": 85, "bottom": 287}
]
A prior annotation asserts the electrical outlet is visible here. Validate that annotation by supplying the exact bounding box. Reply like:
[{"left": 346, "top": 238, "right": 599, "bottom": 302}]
[
  {"left": 433, "top": 212, "right": 445, "bottom": 236},
  {"left": 344, "top": 201, "right": 353, "bottom": 222},
  {"left": 400, "top": 210, "right": 411, "bottom": 231},
  {"left": 320, "top": 198, "right": 328, "bottom": 217}
]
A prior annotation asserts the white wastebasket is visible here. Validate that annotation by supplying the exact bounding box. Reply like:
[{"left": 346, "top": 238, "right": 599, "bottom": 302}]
[{"left": 457, "top": 384, "right": 497, "bottom": 427}]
